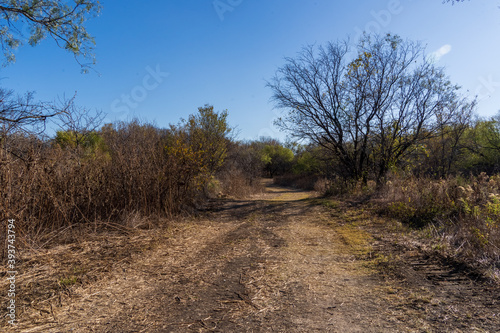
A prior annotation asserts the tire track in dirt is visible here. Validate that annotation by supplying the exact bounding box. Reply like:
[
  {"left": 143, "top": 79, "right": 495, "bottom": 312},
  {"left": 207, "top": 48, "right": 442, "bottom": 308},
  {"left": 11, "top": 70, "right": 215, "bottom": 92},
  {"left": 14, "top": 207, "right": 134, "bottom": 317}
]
[{"left": 13, "top": 181, "right": 500, "bottom": 332}]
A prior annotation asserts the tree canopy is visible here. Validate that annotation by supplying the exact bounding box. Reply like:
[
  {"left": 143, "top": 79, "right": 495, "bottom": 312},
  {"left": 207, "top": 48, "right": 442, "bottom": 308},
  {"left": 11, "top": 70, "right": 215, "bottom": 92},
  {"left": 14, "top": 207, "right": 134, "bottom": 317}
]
[
  {"left": 268, "top": 33, "right": 475, "bottom": 184},
  {"left": 0, "top": 0, "right": 100, "bottom": 69},
  {"left": 183, "top": 105, "right": 232, "bottom": 176},
  {"left": 0, "top": 1, "right": 101, "bottom": 138}
]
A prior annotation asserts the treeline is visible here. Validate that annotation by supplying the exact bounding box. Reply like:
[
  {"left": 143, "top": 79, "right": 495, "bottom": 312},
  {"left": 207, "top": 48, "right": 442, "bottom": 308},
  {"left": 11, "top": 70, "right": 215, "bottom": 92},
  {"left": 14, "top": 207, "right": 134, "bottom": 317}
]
[
  {"left": 1, "top": 100, "right": 499, "bottom": 276},
  {"left": 266, "top": 114, "right": 500, "bottom": 187},
  {"left": 0, "top": 99, "right": 305, "bottom": 246}
]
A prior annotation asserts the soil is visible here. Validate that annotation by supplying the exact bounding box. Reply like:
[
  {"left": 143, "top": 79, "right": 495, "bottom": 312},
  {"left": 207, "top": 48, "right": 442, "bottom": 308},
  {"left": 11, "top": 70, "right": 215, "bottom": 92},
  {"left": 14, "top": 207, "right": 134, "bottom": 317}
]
[{"left": 2, "top": 179, "right": 499, "bottom": 332}]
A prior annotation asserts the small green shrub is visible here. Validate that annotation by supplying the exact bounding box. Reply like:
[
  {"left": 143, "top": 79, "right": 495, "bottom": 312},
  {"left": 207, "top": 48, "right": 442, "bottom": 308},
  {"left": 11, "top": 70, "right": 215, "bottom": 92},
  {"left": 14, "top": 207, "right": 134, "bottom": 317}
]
[{"left": 59, "top": 276, "right": 78, "bottom": 287}]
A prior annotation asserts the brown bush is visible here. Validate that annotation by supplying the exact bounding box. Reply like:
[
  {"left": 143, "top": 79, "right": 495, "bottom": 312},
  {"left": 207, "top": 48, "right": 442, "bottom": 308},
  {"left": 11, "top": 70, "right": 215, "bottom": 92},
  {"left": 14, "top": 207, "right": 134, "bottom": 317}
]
[
  {"left": 215, "top": 141, "right": 264, "bottom": 198},
  {"left": 273, "top": 174, "right": 319, "bottom": 191},
  {"left": 0, "top": 111, "right": 235, "bottom": 254}
]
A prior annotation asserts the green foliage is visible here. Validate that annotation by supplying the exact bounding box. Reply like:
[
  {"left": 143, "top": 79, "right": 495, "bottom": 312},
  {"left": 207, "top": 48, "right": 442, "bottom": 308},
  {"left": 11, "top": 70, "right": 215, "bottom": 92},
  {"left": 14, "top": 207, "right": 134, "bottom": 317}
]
[
  {"left": 55, "top": 129, "right": 108, "bottom": 160},
  {"left": 459, "top": 117, "right": 500, "bottom": 173},
  {"left": 184, "top": 104, "right": 231, "bottom": 176},
  {"left": 485, "top": 194, "right": 500, "bottom": 222},
  {"left": 260, "top": 143, "right": 294, "bottom": 177},
  {"left": 293, "top": 151, "right": 319, "bottom": 175},
  {"left": 55, "top": 130, "right": 102, "bottom": 149},
  {"left": 0, "top": 0, "right": 101, "bottom": 69}
]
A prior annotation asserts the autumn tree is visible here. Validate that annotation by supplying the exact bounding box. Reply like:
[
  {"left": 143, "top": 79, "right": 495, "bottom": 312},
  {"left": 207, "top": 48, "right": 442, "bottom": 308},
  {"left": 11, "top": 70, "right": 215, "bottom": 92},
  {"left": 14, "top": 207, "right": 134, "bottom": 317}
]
[
  {"left": 268, "top": 33, "right": 475, "bottom": 185},
  {"left": 184, "top": 104, "right": 232, "bottom": 176}
]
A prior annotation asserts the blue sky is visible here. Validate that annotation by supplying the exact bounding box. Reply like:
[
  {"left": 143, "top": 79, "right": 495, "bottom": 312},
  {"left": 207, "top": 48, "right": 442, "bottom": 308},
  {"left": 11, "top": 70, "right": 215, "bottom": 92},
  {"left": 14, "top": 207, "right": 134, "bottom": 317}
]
[{"left": 2, "top": 0, "right": 500, "bottom": 140}]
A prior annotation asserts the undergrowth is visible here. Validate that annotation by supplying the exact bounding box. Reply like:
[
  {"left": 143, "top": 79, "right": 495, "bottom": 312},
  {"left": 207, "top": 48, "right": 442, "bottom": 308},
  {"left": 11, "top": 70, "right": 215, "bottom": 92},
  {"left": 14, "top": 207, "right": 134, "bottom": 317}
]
[{"left": 375, "top": 173, "right": 500, "bottom": 281}]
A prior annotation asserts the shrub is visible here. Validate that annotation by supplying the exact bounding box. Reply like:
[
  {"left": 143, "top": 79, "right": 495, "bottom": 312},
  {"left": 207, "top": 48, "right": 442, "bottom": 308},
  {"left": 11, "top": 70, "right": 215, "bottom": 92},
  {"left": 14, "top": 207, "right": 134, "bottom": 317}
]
[
  {"left": 376, "top": 173, "right": 500, "bottom": 275},
  {"left": 216, "top": 141, "right": 264, "bottom": 197},
  {"left": 0, "top": 106, "right": 235, "bottom": 252}
]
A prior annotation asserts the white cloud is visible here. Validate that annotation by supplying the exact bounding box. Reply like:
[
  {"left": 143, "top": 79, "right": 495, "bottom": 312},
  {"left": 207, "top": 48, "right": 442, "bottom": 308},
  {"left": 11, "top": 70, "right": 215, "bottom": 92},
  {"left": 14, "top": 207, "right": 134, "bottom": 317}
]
[{"left": 428, "top": 44, "right": 452, "bottom": 62}]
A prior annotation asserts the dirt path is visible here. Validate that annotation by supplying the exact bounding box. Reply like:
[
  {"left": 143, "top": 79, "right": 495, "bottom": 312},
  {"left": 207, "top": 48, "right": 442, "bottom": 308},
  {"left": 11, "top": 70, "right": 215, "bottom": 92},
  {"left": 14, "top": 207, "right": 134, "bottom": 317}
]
[{"left": 7, "top": 181, "right": 500, "bottom": 332}]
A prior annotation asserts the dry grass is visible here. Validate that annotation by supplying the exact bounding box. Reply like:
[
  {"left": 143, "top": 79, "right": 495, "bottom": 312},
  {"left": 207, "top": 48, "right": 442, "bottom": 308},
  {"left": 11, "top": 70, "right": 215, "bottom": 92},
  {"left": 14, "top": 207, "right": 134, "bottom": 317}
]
[
  {"left": 216, "top": 167, "right": 264, "bottom": 199},
  {"left": 2, "top": 181, "right": 498, "bottom": 332},
  {"left": 0, "top": 220, "right": 174, "bottom": 329},
  {"left": 0, "top": 119, "right": 244, "bottom": 329},
  {"left": 375, "top": 172, "right": 500, "bottom": 281}
]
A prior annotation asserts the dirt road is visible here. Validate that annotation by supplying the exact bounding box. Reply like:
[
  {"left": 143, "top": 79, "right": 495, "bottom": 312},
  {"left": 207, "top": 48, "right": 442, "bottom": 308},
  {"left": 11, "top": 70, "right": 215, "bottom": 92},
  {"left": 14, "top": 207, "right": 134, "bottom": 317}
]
[{"left": 8, "top": 181, "right": 500, "bottom": 332}]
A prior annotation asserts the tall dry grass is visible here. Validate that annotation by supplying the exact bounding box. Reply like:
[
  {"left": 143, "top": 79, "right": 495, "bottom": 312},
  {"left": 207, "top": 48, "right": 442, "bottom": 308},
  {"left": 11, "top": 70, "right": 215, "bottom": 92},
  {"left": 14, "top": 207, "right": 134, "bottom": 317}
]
[{"left": 376, "top": 172, "right": 500, "bottom": 278}]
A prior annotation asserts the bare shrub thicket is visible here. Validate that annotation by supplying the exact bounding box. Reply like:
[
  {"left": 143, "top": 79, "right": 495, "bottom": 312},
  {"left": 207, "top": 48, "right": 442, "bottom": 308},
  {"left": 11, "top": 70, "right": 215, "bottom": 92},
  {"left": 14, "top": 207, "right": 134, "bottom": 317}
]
[
  {"left": 215, "top": 141, "right": 264, "bottom": 198},
  {"left": 273, "top": 174, "right": 319, "bottom": 191},
  {"left": 0, "top": 106, "right": 234, "bottom": 251}
]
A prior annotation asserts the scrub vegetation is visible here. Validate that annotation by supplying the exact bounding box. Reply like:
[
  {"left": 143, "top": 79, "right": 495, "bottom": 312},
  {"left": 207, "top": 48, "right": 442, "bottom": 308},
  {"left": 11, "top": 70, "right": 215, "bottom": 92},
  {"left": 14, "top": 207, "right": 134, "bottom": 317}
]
[{"left": 1, "top": 30, "right": 499, "bottom": 331}]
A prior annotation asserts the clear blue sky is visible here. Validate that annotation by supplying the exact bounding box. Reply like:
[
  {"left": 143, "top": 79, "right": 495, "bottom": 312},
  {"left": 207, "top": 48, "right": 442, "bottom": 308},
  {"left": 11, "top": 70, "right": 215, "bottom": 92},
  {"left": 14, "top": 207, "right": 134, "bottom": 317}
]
[{"left": 2, "top": 0, "right": 500, "bottom": 140}]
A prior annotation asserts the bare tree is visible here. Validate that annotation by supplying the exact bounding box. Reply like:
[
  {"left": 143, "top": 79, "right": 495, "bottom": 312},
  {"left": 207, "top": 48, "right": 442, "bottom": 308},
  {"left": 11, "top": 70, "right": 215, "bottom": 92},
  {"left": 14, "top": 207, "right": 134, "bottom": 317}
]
[
  {"left": 55, "top": 102, "right": 104, "bottom": 149},
  {"left": 0, "top": 88, "right": 74, "bottom": 135},
  {"left": 268, "top": 34, "right": 474, "bottom": 184},
  {"left": 0, "top": 90, "right": 80, "bottom": 167}
]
